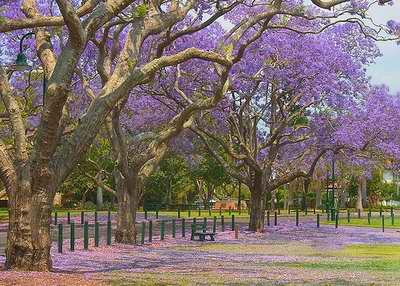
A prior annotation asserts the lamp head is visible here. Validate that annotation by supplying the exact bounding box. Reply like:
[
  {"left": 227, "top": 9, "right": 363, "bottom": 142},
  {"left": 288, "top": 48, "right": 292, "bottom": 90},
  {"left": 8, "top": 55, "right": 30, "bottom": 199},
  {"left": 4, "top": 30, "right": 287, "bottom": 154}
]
[
  {"left": 15, "top": 53, "right": 32, "bottom": 71},
  {"left": 16, "top": 53, "right": 28, "bottom": 66}
]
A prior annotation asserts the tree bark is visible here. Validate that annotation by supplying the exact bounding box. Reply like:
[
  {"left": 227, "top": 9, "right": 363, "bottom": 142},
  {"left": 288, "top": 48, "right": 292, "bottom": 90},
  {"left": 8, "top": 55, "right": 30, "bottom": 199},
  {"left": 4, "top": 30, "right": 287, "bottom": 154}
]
[
  {"left": 248, "top": 172, "right": 266, "bottom": 232},
  {"left": 114, "top": 170, "right": 137, "bottom": 244},
  {"left": 315, "top": 188, "right": 322, "bottom": 209},
  {"left": 237, "top": 182, "right": 242, "bottom": 211},
  {"left": 340, "top": 189, "right": 348, "bottom": 208},
  {"left": 356, "top": 177, "right": 363, "bottom": 211},
  {"left": 96, "top": 186, "right": 103, "bottom": 210},
  {"left": 6, "top": 183, "right": 53, "bottom": 271},
  {"left": 360, "top": 175, "right": 368, "bottom": 208}
]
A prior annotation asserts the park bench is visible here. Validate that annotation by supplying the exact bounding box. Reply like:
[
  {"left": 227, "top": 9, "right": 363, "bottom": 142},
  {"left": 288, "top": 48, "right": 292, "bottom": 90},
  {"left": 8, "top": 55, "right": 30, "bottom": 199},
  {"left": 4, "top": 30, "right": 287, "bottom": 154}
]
[{"left": 192, "top": 223, "right": 216, "bottom": 241}]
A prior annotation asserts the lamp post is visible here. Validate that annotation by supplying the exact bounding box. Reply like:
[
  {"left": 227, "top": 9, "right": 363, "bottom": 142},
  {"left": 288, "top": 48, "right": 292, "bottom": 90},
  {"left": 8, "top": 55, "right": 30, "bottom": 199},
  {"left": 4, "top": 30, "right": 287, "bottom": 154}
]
[
  {"left": 326, "top": 153, "right": 337, "bottom": 220},
  {"left": 15, "top": 32, "right": 47, "bottom": 105}
]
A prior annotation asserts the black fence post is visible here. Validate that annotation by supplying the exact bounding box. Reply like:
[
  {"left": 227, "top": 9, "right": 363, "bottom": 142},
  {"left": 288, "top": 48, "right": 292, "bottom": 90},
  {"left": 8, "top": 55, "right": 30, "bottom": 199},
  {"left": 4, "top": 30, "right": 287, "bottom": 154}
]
[
  {"left": 81, "top": 211, "right": 84, "bottom": 224},
  {"left": 172, "top": 219, "right": 176, "bottom": 238},
  {"left": 160, "top": 220, "right": 165, "bottom": 240},
  {"left": 267, "top": 211, "right": 270, "bottom": 226},
  {"left": 70, "top": 222, "right": 75, "bottom": 251},
  {"left": 296, "top": 209, "right": 299, "bottom": 226},
  {"left": 149, "top": 220, "right": 153, "bottom": 242},
  {"left": 231, "top": 215, "right": 235, "bottom": 231},
  {"left": 107, "top": 219, "right": 112, "bottom": 245},
  {"left": 317, "top": 214, "right": 320, "bottom": 228},
  {"left": 274, "top": 212, "right": 278, "bottom": 226},
  {"left": 181, "top": 218, "right": 186, "bottom": 237},
  {"left": 141, "top": 222, "right": 145, "bottom": 244},
  {"left": 221, "top": 215, "right": 225, "bottom": 232},
  {"left": 84, "top": 221, "right": 89, "bottom": 250},
  {"left": 191, "top": 221, "right": 195, "bottom": 240},
  {"left": 58, "top": 223, "right": 63, "bottom": 253},
  {"left": 213, "top": 216, "right": 217, "bottom": 233},
  {"left": 335, "top": 212, "right": 339, "bottom": 229},
  {"left": 95, "top": 222, "right": 99, "bottom": 247}
]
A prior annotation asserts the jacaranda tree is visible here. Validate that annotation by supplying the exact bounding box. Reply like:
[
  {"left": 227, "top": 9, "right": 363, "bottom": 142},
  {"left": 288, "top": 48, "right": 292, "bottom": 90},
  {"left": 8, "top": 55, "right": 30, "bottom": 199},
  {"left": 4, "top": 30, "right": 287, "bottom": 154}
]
[{"left": 0, "top": 0, "right": 396, "bottom": 271}]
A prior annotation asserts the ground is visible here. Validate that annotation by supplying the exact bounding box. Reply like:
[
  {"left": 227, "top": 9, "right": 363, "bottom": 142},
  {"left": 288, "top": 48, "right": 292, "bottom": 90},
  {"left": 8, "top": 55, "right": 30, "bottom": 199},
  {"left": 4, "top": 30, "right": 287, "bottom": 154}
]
[{"left": 1, "top": 216, "right": 400, "bottom": 286}]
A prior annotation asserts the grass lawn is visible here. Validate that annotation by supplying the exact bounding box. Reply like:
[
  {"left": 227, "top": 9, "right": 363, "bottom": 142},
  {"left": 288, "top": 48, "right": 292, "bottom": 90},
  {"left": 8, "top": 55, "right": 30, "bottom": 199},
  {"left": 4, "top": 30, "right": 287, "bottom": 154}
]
[
  {"left": 0, "top": 208, "right": 7, "bottom": 220},
  {"left": 141, "top": 209, "right": 250, "bottom": 218},
  {"left": 2, "top": 217, "right": 400, "bottom": 285},
  {"left": 105, "top": 242, "right": 400, "bottom": 285},
  {"left": 324, "top": 216, "right": 400, "bottom": 229}
]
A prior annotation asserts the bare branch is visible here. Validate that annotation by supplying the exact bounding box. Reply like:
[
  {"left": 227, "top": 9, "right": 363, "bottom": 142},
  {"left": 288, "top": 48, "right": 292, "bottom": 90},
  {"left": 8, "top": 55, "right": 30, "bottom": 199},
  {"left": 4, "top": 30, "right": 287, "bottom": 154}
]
[
  {"left": 0, "top": 0, "right": 100, "bottom": 33},
  {"left": 310, "top": 0, "right": 349, "bottom": 10},
  {"left": 56, "top": 0, "right": 86, "bottom": 49}
]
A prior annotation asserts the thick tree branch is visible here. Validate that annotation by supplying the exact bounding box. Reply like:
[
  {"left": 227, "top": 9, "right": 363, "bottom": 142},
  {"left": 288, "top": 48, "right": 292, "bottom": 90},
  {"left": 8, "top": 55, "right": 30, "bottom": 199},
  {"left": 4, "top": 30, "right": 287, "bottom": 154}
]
[
  {"left": 56, "top": 0, "right": 86, "bottom": 49},
  {"left": 0, "top": 0, "right": 100, "bottom": 33},
  {"left": 310, "top": 0, "right": 349, "bottom": 10}
]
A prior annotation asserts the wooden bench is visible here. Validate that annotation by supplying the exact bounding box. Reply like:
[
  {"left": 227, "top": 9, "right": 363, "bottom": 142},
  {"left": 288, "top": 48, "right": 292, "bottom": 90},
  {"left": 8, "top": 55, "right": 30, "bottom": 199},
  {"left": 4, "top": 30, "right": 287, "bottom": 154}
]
[
  {"left": 191, "top": 223, "right": 216, "bottom": 241},
  {"left": 193, "top": 231, "right": 216, "bottom": 241}
]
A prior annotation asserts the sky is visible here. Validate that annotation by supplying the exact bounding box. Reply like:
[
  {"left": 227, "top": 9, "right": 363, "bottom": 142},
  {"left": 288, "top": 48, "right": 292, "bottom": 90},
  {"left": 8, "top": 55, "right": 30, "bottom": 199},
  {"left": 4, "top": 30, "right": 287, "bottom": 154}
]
[{"left": 366, "top": 2, "right": 400, "bottom": 93}]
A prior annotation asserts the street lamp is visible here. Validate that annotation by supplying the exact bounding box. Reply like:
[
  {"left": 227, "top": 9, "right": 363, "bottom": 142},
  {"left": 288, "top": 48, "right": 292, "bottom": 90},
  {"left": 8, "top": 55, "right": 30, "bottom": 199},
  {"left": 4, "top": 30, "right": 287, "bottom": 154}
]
[
  {"left": 15, "top": 32, "right": 35, "bottom": 70},
  {"left": 325, "top": 153, "right": 338, "bottom": 220},
  {"left": 15, "top": 32, "right": 47, "bottom": 105}
]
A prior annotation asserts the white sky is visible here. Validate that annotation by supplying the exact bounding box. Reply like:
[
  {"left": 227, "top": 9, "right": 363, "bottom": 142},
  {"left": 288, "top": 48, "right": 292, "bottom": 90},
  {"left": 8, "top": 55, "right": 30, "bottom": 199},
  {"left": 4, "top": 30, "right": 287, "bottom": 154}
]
[{"left": 366, "top": 1, "right": 400, "bottom": 93}]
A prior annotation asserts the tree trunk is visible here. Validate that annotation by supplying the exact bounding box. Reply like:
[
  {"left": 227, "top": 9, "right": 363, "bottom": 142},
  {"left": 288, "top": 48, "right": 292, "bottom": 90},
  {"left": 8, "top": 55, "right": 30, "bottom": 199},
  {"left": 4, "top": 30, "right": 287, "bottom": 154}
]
[
  {"left": 340, "top": 189, "right": 348, "bottom": 208},
  {"left": 315, "top": 188, "right": 322, "bottom": 209},
  {"left": 360, "top": 175, "right": 368, "bottom": 208},
  {"left": 287, "top": 182, "right": 295, "bottom": 210},
  {"left": 270, "top": 189, "right": 277, "bottom": 211},
  {"left": 356, "top": 177, "right": 363, "bottom": 211},
  {"left": 248, "top": 173, "right": 266, "bottom": 232},
  {"left": 96, "top": 186, "right": 103, "bottom": 210},
  {"left": 114, "top": 170, "right": 136, "bottom": 244},
  {"left": 237, "top": 182, "right": 242, "bottom": 211},
  {"left": 6, "top": 183, "right": 53, "bottom": 271}
]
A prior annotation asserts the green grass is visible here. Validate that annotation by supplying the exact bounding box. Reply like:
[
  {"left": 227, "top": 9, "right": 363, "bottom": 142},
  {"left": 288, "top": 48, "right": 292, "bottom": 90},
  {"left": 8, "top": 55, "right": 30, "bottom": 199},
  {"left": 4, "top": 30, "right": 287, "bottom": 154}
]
[
  {"left": 0, "top": 209, "right": 114, "bottom": 221},
  {"left": 105, "top": 243, "right": 400, "bottom": 285},
  {"left": 0, "top": 207, "right": 7, "bottom": 220},
  {"left": 140, "top": 210, "right": 250, "bottom": 218},
  {"left": 323, "top": 216, "right": 400, "bottom": 229},
  {"left": 174, "top": 241, "right": 321, "bottom": 256},
  {"left": 335, "top": 244, "right": 400, "bottom": 258},
  {"left": 284, "top": 244, "right": 400, "bottom": 273}
]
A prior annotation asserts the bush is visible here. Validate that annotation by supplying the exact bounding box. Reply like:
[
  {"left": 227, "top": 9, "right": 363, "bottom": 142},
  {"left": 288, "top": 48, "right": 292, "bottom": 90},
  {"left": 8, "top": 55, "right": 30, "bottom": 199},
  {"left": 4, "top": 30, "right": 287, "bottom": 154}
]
[{"left": 83, "top": 201, "right": 97, "bottom": 210}]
